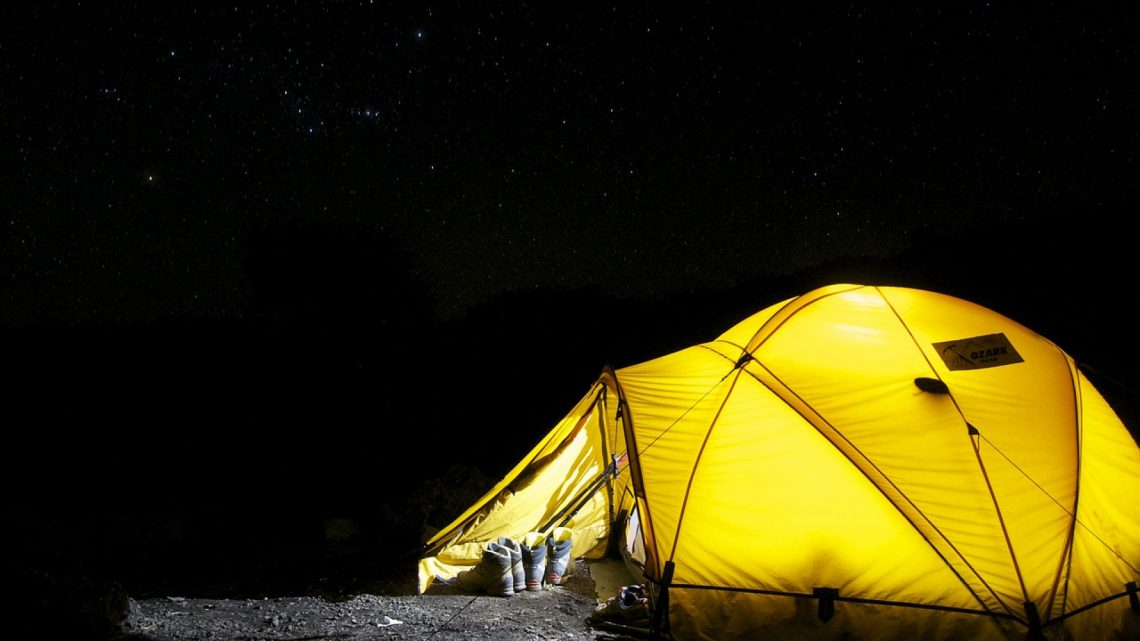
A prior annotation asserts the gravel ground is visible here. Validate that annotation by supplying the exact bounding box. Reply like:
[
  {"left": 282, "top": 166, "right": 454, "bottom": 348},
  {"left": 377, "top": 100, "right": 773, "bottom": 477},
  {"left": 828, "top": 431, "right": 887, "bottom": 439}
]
[{"left": 123, "top": 564, "right": 617, "bottom": 641}]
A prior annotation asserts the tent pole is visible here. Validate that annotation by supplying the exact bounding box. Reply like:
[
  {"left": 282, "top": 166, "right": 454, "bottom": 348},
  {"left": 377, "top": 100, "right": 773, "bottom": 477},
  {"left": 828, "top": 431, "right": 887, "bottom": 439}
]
[{"left": 649, "top": 560, "right": 674, "bottom": 641}]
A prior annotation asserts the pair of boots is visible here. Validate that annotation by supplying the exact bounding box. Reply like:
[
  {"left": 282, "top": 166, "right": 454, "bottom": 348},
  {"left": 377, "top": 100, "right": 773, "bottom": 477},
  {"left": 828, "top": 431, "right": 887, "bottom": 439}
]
[
  {"left": 520, "top": 527, "right": 573, "bottom": 591},
  {"left": 455, "top": 527, "right": 573, "bottom": 596}
]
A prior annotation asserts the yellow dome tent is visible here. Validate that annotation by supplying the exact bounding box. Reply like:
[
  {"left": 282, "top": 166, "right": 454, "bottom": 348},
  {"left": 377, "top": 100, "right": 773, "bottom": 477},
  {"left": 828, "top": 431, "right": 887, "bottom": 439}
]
[{"left": 419, "top": 284, "right": 1140, "bottom": 641}]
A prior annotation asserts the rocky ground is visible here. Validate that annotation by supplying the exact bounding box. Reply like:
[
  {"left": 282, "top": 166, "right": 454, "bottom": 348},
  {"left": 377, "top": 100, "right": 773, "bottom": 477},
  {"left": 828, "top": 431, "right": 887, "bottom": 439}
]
[
  {"left": 9, "top": 462, "right": 651, "bottom": 641},
  {"left": 8, "top": 497, "right": 647, "bottom": 641},
  {"left": 119, "top": 563, "right": 640, "bottom": 641}
]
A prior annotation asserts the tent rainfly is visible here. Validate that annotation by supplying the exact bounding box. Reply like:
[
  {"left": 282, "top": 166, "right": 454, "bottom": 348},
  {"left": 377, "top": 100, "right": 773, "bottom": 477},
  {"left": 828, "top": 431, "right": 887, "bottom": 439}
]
[{"left": 419, "top": 284, "right": 1140, "bottom": 641}]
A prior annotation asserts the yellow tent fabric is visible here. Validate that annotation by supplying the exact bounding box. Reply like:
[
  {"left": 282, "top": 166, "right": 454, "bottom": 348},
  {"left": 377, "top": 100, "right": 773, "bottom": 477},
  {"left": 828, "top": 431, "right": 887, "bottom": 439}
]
[
  {"left": 418, "top": 373, "right": 637, "bottom": 587},
  {"left": 419, "top": 284, "right": 1140, "bottom": 641}
]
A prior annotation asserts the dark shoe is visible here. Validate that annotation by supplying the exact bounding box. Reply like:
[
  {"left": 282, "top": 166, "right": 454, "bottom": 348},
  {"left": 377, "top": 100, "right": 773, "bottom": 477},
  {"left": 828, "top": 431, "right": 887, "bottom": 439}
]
[{"left": 588, "top": 583, "right": 650, "bottom": 626}]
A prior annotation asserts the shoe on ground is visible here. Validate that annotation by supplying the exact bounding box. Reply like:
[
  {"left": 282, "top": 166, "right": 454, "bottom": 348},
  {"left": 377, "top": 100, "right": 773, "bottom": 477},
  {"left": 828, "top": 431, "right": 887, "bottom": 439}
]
[{"left": 587, "top": 583, "right": 650, "bottom": 627}]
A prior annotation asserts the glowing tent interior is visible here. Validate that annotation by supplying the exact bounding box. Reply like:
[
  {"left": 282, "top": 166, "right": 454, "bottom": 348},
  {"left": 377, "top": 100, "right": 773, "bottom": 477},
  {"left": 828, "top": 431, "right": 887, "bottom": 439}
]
[{"left": 419, "top": 283, "right": 1140, "bottom": 641}]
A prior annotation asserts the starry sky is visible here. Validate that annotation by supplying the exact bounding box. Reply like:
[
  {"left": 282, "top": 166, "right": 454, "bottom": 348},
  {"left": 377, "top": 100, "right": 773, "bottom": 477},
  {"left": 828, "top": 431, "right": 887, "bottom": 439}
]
[{"left": 4, "top": 3, "right": 1135, "bottom": 328}]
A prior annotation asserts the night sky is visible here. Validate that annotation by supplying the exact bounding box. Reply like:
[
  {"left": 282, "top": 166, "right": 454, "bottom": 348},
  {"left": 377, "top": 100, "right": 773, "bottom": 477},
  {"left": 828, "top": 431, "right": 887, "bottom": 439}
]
[
  {"left": 5, "top": 3, "right": 1134, "bottom": 325},
  {"left": 3, "top": 3, "right": 1138, "bottom": 496}
]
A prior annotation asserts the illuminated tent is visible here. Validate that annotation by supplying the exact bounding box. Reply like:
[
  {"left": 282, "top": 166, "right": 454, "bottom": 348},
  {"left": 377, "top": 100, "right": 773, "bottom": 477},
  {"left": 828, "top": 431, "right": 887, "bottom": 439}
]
[{"left": 419, "top": 284, "right": 1140, "bottom": 641}]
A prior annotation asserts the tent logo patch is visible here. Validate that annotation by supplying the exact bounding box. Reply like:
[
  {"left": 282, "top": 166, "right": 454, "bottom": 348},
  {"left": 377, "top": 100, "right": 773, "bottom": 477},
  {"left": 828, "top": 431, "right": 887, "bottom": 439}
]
[{"left": 933, "top": 333, "right": 1024, "bottom": 370}]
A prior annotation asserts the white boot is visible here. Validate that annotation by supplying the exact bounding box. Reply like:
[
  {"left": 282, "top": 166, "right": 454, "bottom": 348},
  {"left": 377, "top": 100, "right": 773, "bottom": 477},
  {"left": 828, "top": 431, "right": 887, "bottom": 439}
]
[
  {"left": 545, "top": 527, "right": 574, "bottom": 585},
  {"left": 497, "top": 536, "right": 526, "bottom": 593},
  {"left": 455, "top": 541, "right": 515, "bottom": 597},
  {"left": 521, "top": 531, "right": 547, "bottom": 591}
]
